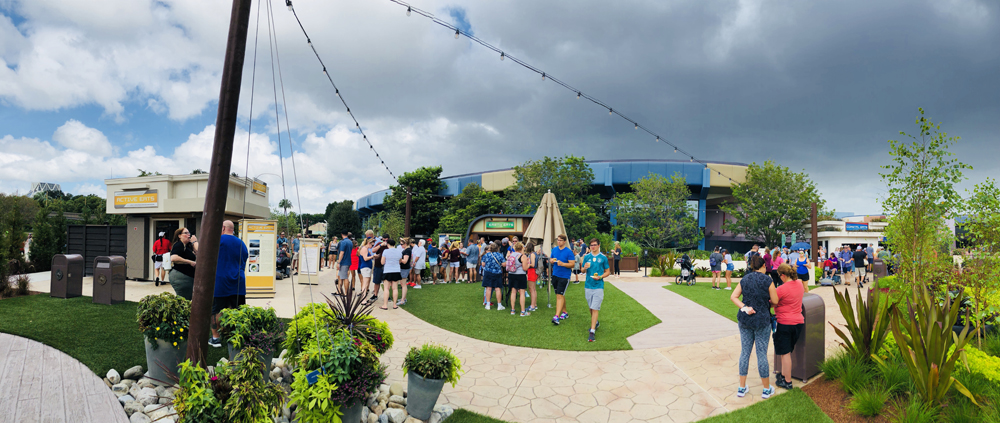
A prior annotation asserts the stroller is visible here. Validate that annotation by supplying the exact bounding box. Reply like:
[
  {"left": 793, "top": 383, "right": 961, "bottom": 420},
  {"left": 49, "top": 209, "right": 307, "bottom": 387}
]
[{"left": 674, "top": 254, "right": 696, "bottom": 286}]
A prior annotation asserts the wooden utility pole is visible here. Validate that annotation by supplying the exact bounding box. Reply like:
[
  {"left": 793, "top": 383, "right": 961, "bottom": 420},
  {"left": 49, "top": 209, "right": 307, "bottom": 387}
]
[
  {"left": 404, "top": 187, "right": 412, "bottom": 237},
  {"left": 811, "top": 202, "right": 819, "bottom": 265},
  {"left": 187, "top": 0, "right": 253, "bottom": 366}
]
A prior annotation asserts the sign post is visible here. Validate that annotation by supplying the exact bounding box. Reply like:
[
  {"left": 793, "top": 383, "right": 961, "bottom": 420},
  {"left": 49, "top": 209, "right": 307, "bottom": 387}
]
[
  {"left": 297, "top": 238, "right": 323, "bottom": 283},
  {"left": 240, "top": 219, "right": 277, "bottom": 298}
]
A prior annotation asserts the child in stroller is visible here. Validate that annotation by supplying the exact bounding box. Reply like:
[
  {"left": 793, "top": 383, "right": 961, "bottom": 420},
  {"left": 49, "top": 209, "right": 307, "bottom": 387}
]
[{"left": 674, "top": 254, "right": 696, "bottom": 286}]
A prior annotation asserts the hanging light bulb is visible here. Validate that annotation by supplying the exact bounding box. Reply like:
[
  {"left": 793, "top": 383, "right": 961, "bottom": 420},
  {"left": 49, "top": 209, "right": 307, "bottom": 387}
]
[
  {"left": 455, "top": 29, "right": 460, "bottom": 39},
  {"left": 577, "top": 92, "right": 581, "bottom": 99},
  {"left": 609, "top": 108, "right": 613, "bottom": 115},
  {"left": 690, "top": 157, "right": 694, "bottom": 162},
  {"left": 500, "top": 52, "right": 505, "bottom": 61},
  {"left": 655, "top": 136, "right": 659, "bottom": 142},
  {"left": 307, "top": 39, "right": 312, "bottom": 47},
  {"left": 634, "top": 123, "right": 638, "bottom": 130},
  {"left": 541, "top": 72, "right": 546, "bottom": 81},
  {"left": 286, "top": 0, "right": 293, "bottom": 11},
  {"left": 674, "top": 147, "right": 678, "bottom": 153},
  {"left": 406, "top": 6, "right": 411, "bottom": 16}
]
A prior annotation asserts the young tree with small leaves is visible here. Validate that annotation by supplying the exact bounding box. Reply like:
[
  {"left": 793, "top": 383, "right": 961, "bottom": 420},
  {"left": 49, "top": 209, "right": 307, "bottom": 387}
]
[{"left": 719, "top": 161, "right": 824, "bottom": 248}]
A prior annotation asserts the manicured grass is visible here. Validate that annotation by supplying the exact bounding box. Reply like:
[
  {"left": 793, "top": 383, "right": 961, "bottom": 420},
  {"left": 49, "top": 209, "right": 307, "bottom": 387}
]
[
  {"left": 664, "top": 282, "right": 740, "bottom": 322},
  {"left": 698, "top": 389, "right": 832, "bottom": 423},
  {"left": 401, "top": 281, "right": 660, "bottom": 351},
  {"left": 447, "top": 409, "right": 511, "bottom": 423},
  {"left": 0, "top": 295, "right": 229, "bottom": 376}
]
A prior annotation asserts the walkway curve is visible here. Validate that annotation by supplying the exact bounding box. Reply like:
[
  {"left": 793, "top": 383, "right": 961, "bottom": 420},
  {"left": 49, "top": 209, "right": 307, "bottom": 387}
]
[{"left": 0, "top": 332, "right": 129, "bottom": 423}]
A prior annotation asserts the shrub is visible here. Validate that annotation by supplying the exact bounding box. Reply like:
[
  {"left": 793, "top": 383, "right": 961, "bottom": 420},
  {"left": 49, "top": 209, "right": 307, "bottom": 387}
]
[
  {"left": 14, "top": 274, "right": 29, "bottom": 296},
  {"left": 849, "top": 383, "right": 892, "bottom": 416},
  {"left": 174, "top": 347, "right": 283, "bottom": 423},
  {"left": 218, "top": 305, "right": 285, "bottom": 356},
  {"left": 619, "top": 240, "right": 642, "bottom": 257},
  {"left": 283, "top": 303, "right": 335, "bottom": 362},
  {"left": 361, "top": 317, "right": 394, "bottom": 355},
  {"left": 136, "top": 292, "right": 190, "bottom": 349},
  {"left": 983, "top": 332, "right": 1000, "bottom": 358},
  {"left": 876, "top": 357, "right": 913, "bottom": 396},
  {"left": 832, "top": 284, "right": 893, "bottom": 363},
  {"left": 403, "top": 343, "right": 463, "bottom": 387},
  {"left": 889, "top": 395, "right": 939, "bottom": 423},
  {"left": 840, "top": 361, "right": 875, "bottom": 395},
  {"left": 819, "top": 350, "right": 852, "bottom": 381}
]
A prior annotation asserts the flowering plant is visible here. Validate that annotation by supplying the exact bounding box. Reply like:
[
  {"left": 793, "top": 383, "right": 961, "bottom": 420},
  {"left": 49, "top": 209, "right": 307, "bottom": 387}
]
[
  {"left": 136, "top": 292, "right": 190, "bottom": 350},
  {"left": 219, "top": 305, "right": 285, "bottom": 355}
]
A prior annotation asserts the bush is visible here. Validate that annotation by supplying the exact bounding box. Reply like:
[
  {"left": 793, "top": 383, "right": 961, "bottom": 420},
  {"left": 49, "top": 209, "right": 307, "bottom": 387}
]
[
  {"left": 403, "top": 343, "right": 463, "bottom": 387},
  {"left": 218, "top": 305, "right": 285, "bottom": 356},
  {"left": 984, "top": 332, "right": 1000, "bottom": 358},
  {"left": 283, "top": 303, "right": 335, "bottom": 362},
  {"left": 890, "top": 395, "right": 939, "bottom": 423},
  {"left": 876, "top": 357, "right": 913, "bottom": 396},
  {"left": 619, "top": 240, "right": 642, "bottom": 257},
  {"left": 849, "top": 383, "right": 891, "bottom": 416},
  {"left": 840, "top": 360, "right": 875, "bottom": 395},
  {"left": 14, "top": 274, "right": 29, "bottom": 296},
  {"left": 136, "top": 292, "right": 190, "bottom": 349},
  {"left": 819, "top": 350, "right": 853, "bottom": 381}
]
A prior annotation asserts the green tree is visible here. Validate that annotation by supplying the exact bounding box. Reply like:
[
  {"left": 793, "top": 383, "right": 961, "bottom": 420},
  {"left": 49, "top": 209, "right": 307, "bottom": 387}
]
[
  {"left": 29, "top": 207, "right": 67, "bottom": 272},
  {"left": 368, "top": 211, "right": 404, "bottom": 240},
  {"left": 612, "top": 173, "right": 702, "bottom": 249},
  {"left": 435, "top": 183, "right": 505, "bottom": 235},
  {"left": 719, "top": 160, "right": 825, "bottom": 248},
  {"left": 880, "top": 108, "right": 969, "bottom": 289},
  {"left": 270, "top": 207, "right": 301, "bottom": 236},
  {"left": 137, "top": 169, "right": 162, "bottom": 177},
  {"left": 191, "top": 169, "right": 206, "bottom": 174},
  {"left": 382, "top": 166, "right": 446, "bottom": 236},
  {"left": 278, "top": 199, "right": 293, "bottom": 214},
  {"left": 504, "top": 156, "right": 601, "bottom": 239},
  {"left": 325, "top": 201, "right": 361, "bottom": 237}
]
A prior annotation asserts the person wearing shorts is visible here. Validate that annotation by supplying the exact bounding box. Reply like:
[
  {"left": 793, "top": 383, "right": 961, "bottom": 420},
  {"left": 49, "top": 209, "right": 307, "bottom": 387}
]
[
  {"left": 449, "top": 242, "right": 462, "bottom": 282},
  {"left": 380, "top": 239, "right": 403, "bottom": 310},
  {"left": 710, "top": 247, "right": 723, "bottom": 290},
  {"left": 369, "top": 234, "right": 388, "bottom": 305},
  {"left": 773, "top": 263, "right": 806, "bottom": 389},
  {"left": 336, "top": 231, "right": 353, "bottom": 295},
  {"left": 582, "top": 238, "right": 610, "bottom": 342},
  {"left": 724, "top": 249, "right": 735, "bottom": 290},
  {"left": 465, "top": 240, "right": 480, "bottom": 284},
  {"left": 549, "top": 235, "right": 577, "bottom": 325},
  {"left": 839, "top": 246, "right": 855, "bottom": 286},
  {"left": 427, "top": 240, "right": 440, "bottom": 284},
  {"left": 209, "top": 221, "right": 248, "bottom": 347},
  {"left": 398, "top": 239, "right": 412, "bottom": 306},
  {"left": 413, "top": 239, "right": 426, "bottom": 287},
  {"left": 358, "top": 237, "right": 374, "bottom": 298},
  {"left": 152, "top": 232, "right": 171, "bottom": 286},
  {"left": 853, "top": 246, "right": 868, "bottom": 287},
  {"left": 481, "top": 243, "right": 506, "bottom": 310},
  {"left": 507, "top": 242, "right": 531, "bottom": 316}
]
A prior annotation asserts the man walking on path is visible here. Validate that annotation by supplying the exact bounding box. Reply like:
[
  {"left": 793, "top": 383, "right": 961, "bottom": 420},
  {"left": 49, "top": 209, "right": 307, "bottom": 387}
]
[
  {"left": 209, "top": 220, "right": 248, "bottom": 348},
  {"left": 337, "top": 231, "right": 353, "bottom": 295},
  {"left": 839, "top": 246, "right": 855, "bottom": 286},
  {"left": 549, "top": 234, "right": 577, "bottom": 326},
  {"left": 853, "top": 246, "right": 868, "bottom": 288},
  {"left": 582, "top": 238, "right": 610, "bottom": 342},
  {"left": 710, "top": 246, "right": 724, "bottom": 290}
]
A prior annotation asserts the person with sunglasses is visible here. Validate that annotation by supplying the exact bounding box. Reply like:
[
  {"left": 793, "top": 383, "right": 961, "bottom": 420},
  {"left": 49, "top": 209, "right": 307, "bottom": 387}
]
[
  {"left": 168, "top": 227, "right": 197, "bottom": 300},
  {"left": 582, "top": 238, "right": 610, "bottom": 342}
]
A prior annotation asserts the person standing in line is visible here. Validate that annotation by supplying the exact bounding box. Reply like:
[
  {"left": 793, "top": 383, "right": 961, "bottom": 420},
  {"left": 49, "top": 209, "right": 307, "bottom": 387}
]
[
  {"left": 865, "top": 244, "right": 875, "bottom": 273},
  {"left": 710, "top": 246, "right": 724, "bottom": 290},
  {"left": 326, "top": 238, "right": 336, "bottom": 269},
  {"left": 582, "top": 238, "right": 610, "bottom": 342},
  {"left": 439, "top": 244, "right": 451, "bottom": 283},
  {"left": 745, "top": 244, "right": 760, "bottom": 261},
  {"left": 368, "top": 234, "right": 388, "bottom": 305},
  {"left": 781, "top": 247, "right": 789, "bottom": 262},
  {"left": 427, "top": 240, "right": 440, "bottom": 284},
  {"left": 336, "top": 231, "right": 353, "bottom": 295},
  {"left": 412, "top": 239, "right": 426, "bottom": 288},
  {"left": 349, "top": 237, "right": 359, "bottom": 287},
  {"left": 465, "top": 239, "right": 481, "bottom": 284},
  {"left": 549, "top": 234, "right": 577, "bottom": 325},
  {"left": 358, "top": 237, "right": 374, "bottom": 298},
  {"left": 380, "top": 239, "right": 403, "bottom": 310},
  {"left": 723, "top": 249, "right": 734, "bottom": 290},
  {"left": 572, "top": 241, "right": 583, "bottom": 284},
  {"left": 209, "top": 220, "right": 248, "bottom": 348},
  {"left": 795, "top": 248, "right": 812, "bottom": 283},
  {"left": 853, "top": 245, "right": 868, "bottom": 288},
  {"left": 773, "top": 263, "right": 806, "bottom": 390},
  {"left": 771, "top": 247, "right": 785, "bottom": 268},
  {"left": 526, "top": 242, "right": 539, "bottom": 312},
  {"left": 152, "top": 231, "right": 171, "bottom": 287},
  {"left": 787, "top": 249, "right": 800, "bottom": 270},
  {"left": 291, "top": 234, "right": 301, "bottom": 275},
  {"left": 481, "top": 243, "right": 506, "bottom": 310},
  {"left": 508, "top": 242, "right": 531, "bottom": 316},
  {"left": 730, "top": 255, "right": 779, "bottom": 400},
  {"left": 612, "top": 241, "right": 622, "bottom": 277},
  {"left": 449, "top": 241, "right": 463, "bottom": 283},
  {"left": 397, "top": 238, "right": 413, "bottom": 305},
  {"left": 839, "top": 245, "right": 855, "bottom": 287},
  {"left": 168, "top": 227, "right": 197, "bottom": 300}
]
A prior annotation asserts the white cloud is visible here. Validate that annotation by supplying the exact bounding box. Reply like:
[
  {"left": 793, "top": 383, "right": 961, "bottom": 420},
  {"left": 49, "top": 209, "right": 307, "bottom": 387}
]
[{"left": 52, "top": 119, "right": 112, "bottom": 156}]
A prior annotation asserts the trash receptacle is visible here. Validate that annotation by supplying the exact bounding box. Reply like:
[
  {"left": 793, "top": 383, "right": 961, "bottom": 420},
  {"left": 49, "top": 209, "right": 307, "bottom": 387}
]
[
  {"left": 774, "top": 292, "right": 825, "bottom": 382},
  {"left": 872, "top": 259, "right": 888, "bottom": 282},
  {"left": 93, "top": 256, "right": 126, "bottom": 305},
  {"left": 50, "top": 254, "right": 84, "bottom": 299}
]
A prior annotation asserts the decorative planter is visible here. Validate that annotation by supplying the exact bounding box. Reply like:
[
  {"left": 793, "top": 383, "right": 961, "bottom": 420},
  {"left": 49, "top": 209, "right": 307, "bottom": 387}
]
[
  {"left": 406, "top": 372, "right": 445, "bottom": 421},
  {"left": 619, "top": 256, "right": 639, "bottom": 272},
  {"left": 338, "top": 400, "right": 364, "bottom": 423},
  {"left": 144, "top": 336, "right": 187, "bottom": 385},
  {"left": 227, "top": 344, "right": 274, "bottom": 380}
]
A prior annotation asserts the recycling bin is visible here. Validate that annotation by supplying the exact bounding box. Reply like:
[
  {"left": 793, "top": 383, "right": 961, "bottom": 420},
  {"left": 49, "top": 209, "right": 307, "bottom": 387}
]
[
  {"left": 93, "top": 256, "right": 126, "bottom": 305},
  {"left": 50, "top": 254, "right": 84, "bottom": 298},
  {"left": 774, "top": 292, "right": 825, "bottom": 382}
]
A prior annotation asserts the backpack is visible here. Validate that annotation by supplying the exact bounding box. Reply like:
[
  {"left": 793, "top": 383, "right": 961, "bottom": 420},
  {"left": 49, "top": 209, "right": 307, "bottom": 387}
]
[
  {"left": 505, "top": 252, "right": 521, "bottom": 272},
  {"left": 709, "top": 255, "right": 718, "bottom": 267}
]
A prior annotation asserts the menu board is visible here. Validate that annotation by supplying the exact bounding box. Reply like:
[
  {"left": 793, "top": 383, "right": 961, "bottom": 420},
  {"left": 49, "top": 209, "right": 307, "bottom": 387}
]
[
  {"left": 298, "top": 238, "right": 323, "bottom": 282},
  {"left": 240, "top": 219, "right": 277, "bottom": 298}
]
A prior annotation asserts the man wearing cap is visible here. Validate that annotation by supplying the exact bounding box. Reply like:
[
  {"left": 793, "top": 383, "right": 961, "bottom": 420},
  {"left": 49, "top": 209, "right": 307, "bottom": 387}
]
[
  {"left": 152, "top": 231, "right": 171, "bottom": 286},
  {"left": 839, "top": 245, "right": 855, "bottom": 286},
  {"left": 852, "top": 246, "right": 868, "bottom": 288}
]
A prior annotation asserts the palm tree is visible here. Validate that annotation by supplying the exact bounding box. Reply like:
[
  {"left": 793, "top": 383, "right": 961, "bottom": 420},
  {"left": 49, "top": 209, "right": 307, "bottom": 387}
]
[{"left": 278, "top": 199, "right": 292, "bottom": 214}]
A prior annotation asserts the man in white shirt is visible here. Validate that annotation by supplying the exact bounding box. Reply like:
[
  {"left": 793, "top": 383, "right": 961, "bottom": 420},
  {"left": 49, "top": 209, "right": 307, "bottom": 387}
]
[{"left": 412, "top": 239, "right": 426, "bottom": 289}]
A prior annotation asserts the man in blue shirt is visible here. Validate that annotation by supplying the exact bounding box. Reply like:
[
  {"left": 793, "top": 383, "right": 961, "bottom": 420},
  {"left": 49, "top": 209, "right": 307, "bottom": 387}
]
[
  {"left": 209, "top": 220, "right": 248, "bottom": 347},
  {"left": 839, "top": 246, "right": 855, "bottom": 286},
  {"left": 582, "top": 238, "right": 610, "bottom": 342},
  {"left": 291, "top": 234, "right": 301, "bottom": 275},
  {"left": 276, "top": 231, "right": 287, "bottom": 249},
  {"left": 337, "top": 231, "right": 353, "bottom": 294},
  {"left": 427, "top": 241, "right": 440, "bottom": 284},
  {"left": 549, "top": 234, "right": 577, "bottom": 326}
]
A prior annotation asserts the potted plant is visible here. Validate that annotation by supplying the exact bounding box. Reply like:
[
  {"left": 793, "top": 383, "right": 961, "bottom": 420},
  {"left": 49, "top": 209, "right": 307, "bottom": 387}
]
[
  {"left": 218, "top": 305, "right": 285, "bottom": 379},
  {"left": 174, "top": 346, "right": 284, "bottom": 423},
  {"left": 403, "top": 343, "right": 463, "bottom": 420},
  {"left": 136, "top": 292, "right": 190, "bottom": 384},
  {"left": 618, "top": 241, "right": 642, "bottom": 272}
]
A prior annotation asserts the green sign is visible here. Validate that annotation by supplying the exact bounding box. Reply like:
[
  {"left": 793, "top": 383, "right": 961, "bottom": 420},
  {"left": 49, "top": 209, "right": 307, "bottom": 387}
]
[{"left": 486, "top": 221, "right": 515, "bottom": 230}]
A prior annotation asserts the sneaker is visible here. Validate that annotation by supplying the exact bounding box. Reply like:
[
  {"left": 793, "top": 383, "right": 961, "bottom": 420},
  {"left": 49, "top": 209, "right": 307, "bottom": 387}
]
[
  {"left": 761, "top": 387, "right": 774, "bottom": 399},
  {"left": 526, "top": 293, "right": 530, "bottom": 298},
  {"left": 485, "top": 303, "right": 491, "bottom": 310},
  {"left": 776, "top": 377, "right": 793, "bottom": 390},
  {"left": 520, "top": 311, "right": 528, "bottom": 317},
  {"left": 498, "top": 304, "right": 506, "bottom": 311},
  {"left": 725, "top": 287, "right": 732, "bottom": 290},
  {"left": 595, "top": 321, "right": 600, "bottom": 331},
  {"left": 552, "top": 316, "right": 560, "bottom": 325},
  {"left": 413, "top": 285, "right": 422, "bottom": 289},
  {"left": 559, "top": 312, "right": 569, "bottom": 320},
  {"left": 573, "top": 280, "right": 580, "bottom": 284},
  {"left": 208, "top": 337, "right": 222, "bottom": 348},
  {"left": 588, "top": 331, "right": 595, "bottom": 342},
  {"left": 736, "top": 386, "right": 748, "bottom": 398}
]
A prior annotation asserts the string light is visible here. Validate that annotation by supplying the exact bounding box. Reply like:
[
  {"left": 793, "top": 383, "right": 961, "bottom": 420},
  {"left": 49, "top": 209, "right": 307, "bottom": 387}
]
[
  {"left": 577, "top": 92, "right": 581, "bottom": 99},
  {"left": 286, "top": 0, "right": 292, "bottom": 11},
  {"left": 655, "top": 136, "right": 659, "bottom": 142},
  {"left": 609, "top": 108, "right": 613, "bottom": 115},
  {"left": 500, "top": 52, "right": 504, "bottom": 61},
  {"left": 454, "top": 29, "right": 460, "bottom": 39},
  {"left": 634, "top": 123, "right": 638, "bottom": 130},
  {"left": 674, "top": 147, "right": 678, "bottom": 153},
  {"left": 541, "top": 72, "right": 546, "bottom": 81},
  {"left": 406, "top": 6, "right": 411, "bottom": 16}
]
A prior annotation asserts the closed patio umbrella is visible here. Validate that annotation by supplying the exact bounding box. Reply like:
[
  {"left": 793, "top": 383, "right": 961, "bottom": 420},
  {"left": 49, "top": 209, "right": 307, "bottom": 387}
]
[{"left": 521, "top": 191, "right": 567, "bottom": 308}]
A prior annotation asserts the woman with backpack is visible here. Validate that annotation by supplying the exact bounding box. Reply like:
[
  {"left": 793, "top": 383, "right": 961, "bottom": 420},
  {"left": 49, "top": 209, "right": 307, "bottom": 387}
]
[
  {"left": 481, "top": 243, "right": 506, "bottom": 310},
  {"left": 507, "top": 242, "right": 532, "bottom": 316}
]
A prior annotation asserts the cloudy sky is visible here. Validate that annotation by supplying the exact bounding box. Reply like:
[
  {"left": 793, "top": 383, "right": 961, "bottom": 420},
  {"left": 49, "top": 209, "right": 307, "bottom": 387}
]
[{"left": 1, "top": 0, "right": 998, "bottom": 215}]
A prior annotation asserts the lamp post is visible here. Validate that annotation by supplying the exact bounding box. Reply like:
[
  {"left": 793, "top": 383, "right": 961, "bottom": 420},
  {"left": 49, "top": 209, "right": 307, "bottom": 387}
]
[{"left": 643, "top": 250, "right": 648, "bottom": 277}]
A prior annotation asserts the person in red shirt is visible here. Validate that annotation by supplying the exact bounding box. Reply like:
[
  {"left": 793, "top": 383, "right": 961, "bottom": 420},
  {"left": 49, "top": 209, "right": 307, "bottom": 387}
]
[
  {"left": 773, "top": 263, "right": 807, "bottom": 390},
  {"left": 823, "top": 254, "right": 839, "bottom": 279},
  {"left": 152, "top": 232, "right": 171, "bottom": 286}
]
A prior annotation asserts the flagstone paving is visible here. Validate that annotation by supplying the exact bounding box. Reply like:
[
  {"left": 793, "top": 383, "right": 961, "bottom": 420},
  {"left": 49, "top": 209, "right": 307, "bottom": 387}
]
[{"left": 19, "top": 268, "right": 865, "bottom": 422}]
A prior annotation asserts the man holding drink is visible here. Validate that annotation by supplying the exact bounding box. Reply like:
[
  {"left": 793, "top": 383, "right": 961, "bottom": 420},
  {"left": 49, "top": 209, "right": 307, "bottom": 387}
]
[{"left": 582, "top": 238, "right": 610, "bottom": 342}]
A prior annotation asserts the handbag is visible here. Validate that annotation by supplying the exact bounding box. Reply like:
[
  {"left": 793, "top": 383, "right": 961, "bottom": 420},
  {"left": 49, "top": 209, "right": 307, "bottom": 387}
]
[{"left": 162, "top": 252, "right": 172, "bottom": 270}]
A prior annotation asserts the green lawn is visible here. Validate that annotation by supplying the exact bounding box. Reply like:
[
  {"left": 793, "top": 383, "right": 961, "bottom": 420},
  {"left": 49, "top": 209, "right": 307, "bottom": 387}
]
[
  {"left": 698, "top": 389, "right": 832, "bottom": 423},
  {"left": 0, "top": 295, "right": 230, "bottom": 375},
  {"left": 401, "top": 281, "right": 660, "bottom": 351},
  {"left": 447, "top": 409, "right": 511, "bottom": 423},
  {"left": 664, "top": 282, "right": 740, "bottom": 322}
]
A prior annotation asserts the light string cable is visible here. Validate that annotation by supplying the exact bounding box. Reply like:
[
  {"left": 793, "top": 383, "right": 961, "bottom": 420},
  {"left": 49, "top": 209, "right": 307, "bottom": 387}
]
[
  {"left": 385, "top": 0, "right": 738, "bottom": 183},
  {"left": 284, "top": 0, "right": 400, "bottom": 185}
]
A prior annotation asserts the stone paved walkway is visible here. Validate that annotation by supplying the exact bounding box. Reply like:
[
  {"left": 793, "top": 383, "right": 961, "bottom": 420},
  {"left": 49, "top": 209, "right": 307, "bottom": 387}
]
[
  {"left": 615, "top": 281, "right": 736, "bottom": 349},
  {"left": 0, "top": 332, "right": 129, "bottom": 423}
]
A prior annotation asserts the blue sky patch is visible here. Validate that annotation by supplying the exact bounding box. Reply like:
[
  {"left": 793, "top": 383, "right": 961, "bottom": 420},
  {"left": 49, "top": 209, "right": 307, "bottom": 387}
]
[{"left": 446, "top": 7, "right": 473, "bottom": 37}]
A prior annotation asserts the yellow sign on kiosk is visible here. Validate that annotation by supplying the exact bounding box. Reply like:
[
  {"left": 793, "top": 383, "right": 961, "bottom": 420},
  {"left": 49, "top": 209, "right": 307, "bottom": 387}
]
[{"left": 240, "top": 219, "right": 277, "bottom": 298}]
